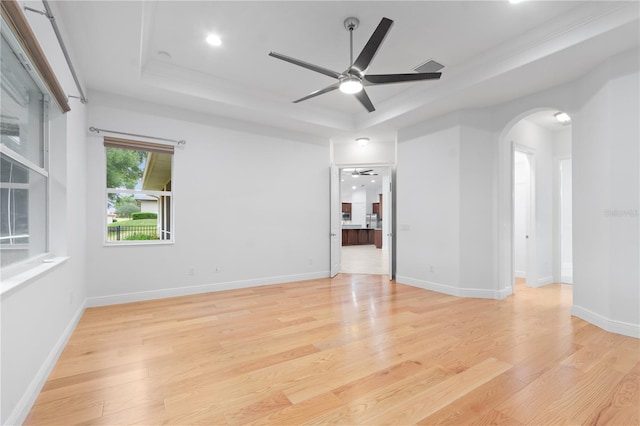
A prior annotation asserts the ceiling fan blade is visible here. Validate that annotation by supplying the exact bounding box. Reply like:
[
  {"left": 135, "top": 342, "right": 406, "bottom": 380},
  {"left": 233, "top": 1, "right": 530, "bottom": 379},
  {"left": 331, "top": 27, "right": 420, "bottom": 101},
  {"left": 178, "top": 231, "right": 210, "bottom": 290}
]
[
  {"left": 354, "top": 88, "right": 375, "bottom": 113},
  {"left": 352, "top": 17, "right": 394, "bottom": 75},
  {"left": 360, "top": 169, "right": 373, "bottom": 174},
  {"left": 365, "top": 72, "right": 442, "bottom": 84},
  {"left": 269, "top": 52, "right": 341, "bottom": 80},
  {"left": 293, "top": 82, "right": 340, "bottom": 103}
]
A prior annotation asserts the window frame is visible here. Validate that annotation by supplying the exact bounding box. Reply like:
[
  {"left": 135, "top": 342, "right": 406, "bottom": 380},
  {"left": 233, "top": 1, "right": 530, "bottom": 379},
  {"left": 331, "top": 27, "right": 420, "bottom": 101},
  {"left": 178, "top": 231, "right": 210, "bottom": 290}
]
[
  {"left": 0, "top": 15, "right": 53, "bottom": 273},
  {"left": 103, "top": 138, "right": 175, "bottom": 246}
]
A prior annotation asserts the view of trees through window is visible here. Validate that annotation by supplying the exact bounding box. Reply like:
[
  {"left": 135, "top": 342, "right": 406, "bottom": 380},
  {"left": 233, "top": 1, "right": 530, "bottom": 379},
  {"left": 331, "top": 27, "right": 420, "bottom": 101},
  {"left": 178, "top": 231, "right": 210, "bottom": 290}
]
[{"left": 105, "top": 143, "right": 173, "bottom": 243}]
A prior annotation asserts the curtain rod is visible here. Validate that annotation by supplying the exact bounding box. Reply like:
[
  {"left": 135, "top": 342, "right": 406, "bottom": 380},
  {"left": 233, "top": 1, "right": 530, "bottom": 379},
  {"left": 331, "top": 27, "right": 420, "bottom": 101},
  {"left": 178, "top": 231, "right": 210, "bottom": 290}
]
[
  {"left": 89, "top": 127, "right": 186, "bottom": 146},
  {"left": 24, "top": 1, "right": 88, "bottom": 104}
]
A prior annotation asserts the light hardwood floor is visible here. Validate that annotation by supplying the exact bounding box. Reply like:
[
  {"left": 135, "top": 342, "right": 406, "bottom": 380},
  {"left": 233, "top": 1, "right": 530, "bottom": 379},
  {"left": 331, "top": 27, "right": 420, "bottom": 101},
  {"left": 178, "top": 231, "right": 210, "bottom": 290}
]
[{"left": 25, "top": 276, "right": 639, "bottom": 425}]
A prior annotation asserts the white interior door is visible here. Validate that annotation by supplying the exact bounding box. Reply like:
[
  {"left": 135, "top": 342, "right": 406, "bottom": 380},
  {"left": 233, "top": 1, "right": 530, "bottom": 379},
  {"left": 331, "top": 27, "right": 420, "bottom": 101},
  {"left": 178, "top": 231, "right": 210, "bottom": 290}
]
[
  {"left": 330, "top": 164, "right": 341, "bottom": 277},
  {"left": 387, "top": 168, "right": 395, "bottom": 280}
]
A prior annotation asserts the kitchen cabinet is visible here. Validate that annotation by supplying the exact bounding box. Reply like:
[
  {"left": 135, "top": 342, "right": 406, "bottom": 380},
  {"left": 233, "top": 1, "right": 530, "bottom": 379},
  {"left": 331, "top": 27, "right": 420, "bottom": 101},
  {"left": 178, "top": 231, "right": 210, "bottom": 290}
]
[
  {"left": 374, "top": 229, "right": 383, "bottom": 249},
  {"left": 341, "top": 228, "right": 376, "bottom": 246}
]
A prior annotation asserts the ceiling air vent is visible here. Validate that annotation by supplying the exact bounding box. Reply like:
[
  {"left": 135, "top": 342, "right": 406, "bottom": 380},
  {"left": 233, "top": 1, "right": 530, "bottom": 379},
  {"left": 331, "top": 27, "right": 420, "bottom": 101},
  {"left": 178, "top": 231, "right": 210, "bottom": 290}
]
[{"left": 413, "top": 59, "right": 444, "bottom": 73}]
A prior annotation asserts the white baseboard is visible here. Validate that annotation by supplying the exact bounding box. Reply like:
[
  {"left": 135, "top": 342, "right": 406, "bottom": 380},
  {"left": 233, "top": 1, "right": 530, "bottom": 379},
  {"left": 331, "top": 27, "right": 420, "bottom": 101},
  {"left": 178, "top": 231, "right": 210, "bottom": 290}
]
[
  {"left": 514, "top": 270, "right": 527, "bottom": 278},
  {"left": 6, "top": 300, "right": 86, "bottom": 426},
  {"left": 531, "top": 275, "right": 555, "bottom": 288},
  {"left": 561, "top": 275, "right": 573, "bottom": 284},
  {"left": 87, "top": 271, "right": 330, "bottom": 307},
  {"left": 396, "top": 276, "right": 511, "bottom": 300},
  {"left": 572, "top": 305, "right": 640, "bottom": 338}
]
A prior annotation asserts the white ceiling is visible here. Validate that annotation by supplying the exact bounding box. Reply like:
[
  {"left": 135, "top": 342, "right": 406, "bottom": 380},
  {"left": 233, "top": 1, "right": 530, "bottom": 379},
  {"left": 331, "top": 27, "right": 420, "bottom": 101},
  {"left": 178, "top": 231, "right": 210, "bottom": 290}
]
[
  {"left": 53, "top": 1, "right": 639, "bottom": 143},
  {"left": 341, "top": 166, "right": 387, "bottom": 198}
]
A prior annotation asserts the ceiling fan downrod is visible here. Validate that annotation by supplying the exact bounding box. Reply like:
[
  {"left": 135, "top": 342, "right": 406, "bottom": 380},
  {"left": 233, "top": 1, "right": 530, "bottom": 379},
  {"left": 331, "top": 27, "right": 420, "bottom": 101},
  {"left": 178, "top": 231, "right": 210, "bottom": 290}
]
[{"left": 344, "top": 17, "right": 359, "bottom": 68}]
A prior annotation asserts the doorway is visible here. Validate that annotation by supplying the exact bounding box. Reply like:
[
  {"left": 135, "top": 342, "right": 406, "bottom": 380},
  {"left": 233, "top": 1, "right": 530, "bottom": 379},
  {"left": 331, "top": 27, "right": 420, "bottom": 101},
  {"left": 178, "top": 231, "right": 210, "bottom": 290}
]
[
  {"left": 513, "top": 149, "right": 536, "bottom": 287},
  {"left": 507, "top": 109, "right": 573, "bottom": 293},
  {"left": 331, "top": 164, "right": 393, "bottom": 278}
]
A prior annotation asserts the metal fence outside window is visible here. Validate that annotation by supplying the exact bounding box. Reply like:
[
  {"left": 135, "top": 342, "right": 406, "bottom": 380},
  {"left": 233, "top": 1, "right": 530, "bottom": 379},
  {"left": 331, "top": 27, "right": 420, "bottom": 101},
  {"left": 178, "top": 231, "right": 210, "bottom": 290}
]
[{"left": 107, "top": 225, "right": 159, "bottom": 241}]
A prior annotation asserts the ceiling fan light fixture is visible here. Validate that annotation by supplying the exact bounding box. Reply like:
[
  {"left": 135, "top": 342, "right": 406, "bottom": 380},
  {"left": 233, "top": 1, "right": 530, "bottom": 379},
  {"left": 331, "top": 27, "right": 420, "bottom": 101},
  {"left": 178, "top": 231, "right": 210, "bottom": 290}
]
[
  {"left": 339, "top": 76, "right": 363, "bottom": 94},
  {"left": 356, "top": 137, "right": 370, "bottom": 147}
]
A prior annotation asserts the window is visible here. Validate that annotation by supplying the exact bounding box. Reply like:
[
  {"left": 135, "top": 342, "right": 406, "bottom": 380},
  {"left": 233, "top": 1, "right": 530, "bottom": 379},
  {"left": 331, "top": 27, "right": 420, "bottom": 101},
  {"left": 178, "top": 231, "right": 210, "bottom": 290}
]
[
  {"left": 104, "top": 137, "right": 174, "bottom": 244},
  {"left": 0, "top": 23, "right": 50, "bottom": 268}
]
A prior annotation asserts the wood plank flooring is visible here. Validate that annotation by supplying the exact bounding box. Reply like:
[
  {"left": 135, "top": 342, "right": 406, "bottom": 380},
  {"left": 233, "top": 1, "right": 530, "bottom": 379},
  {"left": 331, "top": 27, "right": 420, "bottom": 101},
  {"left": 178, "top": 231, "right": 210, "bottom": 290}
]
[{"left": 25, "top": 275, "right": 640, "bottom": 425}]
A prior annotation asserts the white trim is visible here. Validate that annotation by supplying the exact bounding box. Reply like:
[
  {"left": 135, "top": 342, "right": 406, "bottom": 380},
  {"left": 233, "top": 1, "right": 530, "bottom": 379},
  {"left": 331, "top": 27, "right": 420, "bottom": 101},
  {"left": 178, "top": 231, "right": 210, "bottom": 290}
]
[
  {"left": 0, "top": 143, "right": 49, "bottom": 178},
  {"left": 106, "top": 188, "right": 171, "bottom": 197},
  {"left": 514, "top": 270, "right": 527, "bottom": 278},
  {"left": 561, "top": 275, "right": 573, "bottom": 284},
  {"left": 4, "top": 299, "right": 86, "bottom": 426},
  {"left": 528, "top": 275, "right": 555, "bottom": 287},
  {"left": 572, "top": 305, "right": 640, "bottom": 338},
  {"left": 86, "top": 271, "right": 330, "bottom": 307},
  {"left": 396, "top": 276, "right": 511, "bottom": 300},
  {"left": 0, "top": 256, "right": 68, "bottom": 296}
]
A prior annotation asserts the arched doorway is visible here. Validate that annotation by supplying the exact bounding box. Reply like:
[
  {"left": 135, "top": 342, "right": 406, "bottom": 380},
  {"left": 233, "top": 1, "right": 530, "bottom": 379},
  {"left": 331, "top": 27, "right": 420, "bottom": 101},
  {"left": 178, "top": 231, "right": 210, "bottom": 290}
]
[{"left": 497, "top": 108, "right": 573, "bottom": 294}]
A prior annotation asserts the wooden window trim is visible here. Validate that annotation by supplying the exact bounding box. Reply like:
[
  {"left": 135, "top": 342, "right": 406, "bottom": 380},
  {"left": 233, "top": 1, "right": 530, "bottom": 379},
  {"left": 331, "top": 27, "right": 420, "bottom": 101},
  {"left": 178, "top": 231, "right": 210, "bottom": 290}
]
[
  {"left": 1, "top": 0, "right": 70, "bottom": 112},
  {"left": 103, "top": 137, "right": 175, "bottom": 155}
]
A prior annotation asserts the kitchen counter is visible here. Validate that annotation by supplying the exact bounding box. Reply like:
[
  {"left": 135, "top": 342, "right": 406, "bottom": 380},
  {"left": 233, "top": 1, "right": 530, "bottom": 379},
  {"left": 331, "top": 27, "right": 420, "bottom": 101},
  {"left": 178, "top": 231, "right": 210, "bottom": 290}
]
[{"left": 342, "top": 227, "right": 383, "bottom": 247}]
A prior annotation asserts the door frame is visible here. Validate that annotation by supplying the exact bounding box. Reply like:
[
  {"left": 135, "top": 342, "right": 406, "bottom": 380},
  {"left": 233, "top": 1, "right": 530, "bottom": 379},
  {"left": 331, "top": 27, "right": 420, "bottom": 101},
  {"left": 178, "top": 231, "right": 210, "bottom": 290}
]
[
  {"left": 332, "top": 162, "right": 395, "bottom": 279},
  {"left": 512, "top": 143, "right": 537, "bottom": 291}
]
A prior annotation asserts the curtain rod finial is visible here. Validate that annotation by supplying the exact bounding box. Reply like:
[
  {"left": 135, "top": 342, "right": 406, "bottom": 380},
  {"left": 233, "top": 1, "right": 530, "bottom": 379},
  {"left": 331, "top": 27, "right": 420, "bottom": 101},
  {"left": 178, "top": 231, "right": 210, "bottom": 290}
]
[{"left": 89, "top": 127, "right": 99, "bottom": 133}]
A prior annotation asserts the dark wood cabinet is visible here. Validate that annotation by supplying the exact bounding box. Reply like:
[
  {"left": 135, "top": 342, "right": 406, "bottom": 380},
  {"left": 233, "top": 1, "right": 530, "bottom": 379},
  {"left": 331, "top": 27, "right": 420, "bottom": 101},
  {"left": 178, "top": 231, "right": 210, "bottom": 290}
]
[
  {"left": 374, "top": 229, "right": 383, "bottom": 249},
  {"left": 342, "top": 228, "right": 376, "bottom": 246},
  {"left": 372, "top": 202, "right": 380, "bottom": 215}
]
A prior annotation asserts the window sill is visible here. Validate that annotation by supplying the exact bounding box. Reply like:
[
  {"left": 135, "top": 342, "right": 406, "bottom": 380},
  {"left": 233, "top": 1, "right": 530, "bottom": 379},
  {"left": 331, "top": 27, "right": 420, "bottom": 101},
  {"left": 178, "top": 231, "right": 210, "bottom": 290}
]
[
  {"left": 0, "top": 256, "right": 69, "bottom": 296},
  {"left": 103, "top": 240, "right": 174, "bottom": 247}
]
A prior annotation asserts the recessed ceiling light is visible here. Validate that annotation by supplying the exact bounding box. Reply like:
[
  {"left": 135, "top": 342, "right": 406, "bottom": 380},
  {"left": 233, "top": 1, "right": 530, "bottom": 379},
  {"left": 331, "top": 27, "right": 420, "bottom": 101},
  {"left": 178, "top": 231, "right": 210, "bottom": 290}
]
[
  {"left": 509, "top": 0, "right": 525, "bottom": 3},
  {"left": 554, "top": 111, "right": 571, "bottom": 123},
  {"left": 157, "top": 50, "right": 171, "bottom": 59},
  {"left": 371, "top": 180, "right": 375, "bottom": 183},
  {"left": 206, "top": 33, "right": 222, "bottom": 47},
  {"left": 352, "top": 186, "right": 356, "bottom": 190},
  {"left": 356, "top": 137, "right": 369, "bottom": 147}
]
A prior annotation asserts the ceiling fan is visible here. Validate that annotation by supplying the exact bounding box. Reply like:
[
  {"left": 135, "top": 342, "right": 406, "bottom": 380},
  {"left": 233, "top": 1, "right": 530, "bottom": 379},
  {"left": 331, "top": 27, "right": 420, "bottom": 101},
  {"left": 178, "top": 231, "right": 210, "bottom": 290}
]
[
  {"left": 269, "top": 17, "right": 442, "bottom": 112},
  {"left": 349, "top": 169, "right": 378, "bottom": 177}
]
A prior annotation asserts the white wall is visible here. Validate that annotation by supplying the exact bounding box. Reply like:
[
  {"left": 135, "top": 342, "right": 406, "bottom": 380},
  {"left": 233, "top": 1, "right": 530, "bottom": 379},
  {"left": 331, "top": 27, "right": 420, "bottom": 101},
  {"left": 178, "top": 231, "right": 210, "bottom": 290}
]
[
  {"left": 396, "top": 48, "right": 638, "bottom": 337},
  {"left": 559, "top": 158, "right": 573, "bottom": 283},
  {"left": 572, "top": 49, "right": 639, "bottom": 336},
  {"left": 396, "top": 121, "right": 462, "bottom": 292},
  {"left": 332, "top": 139, "right": 395, "bottom": 165},
  {"left": 1, "top": 2, "right": 88, "bottom": 424},
  {"left": 85, "top": 92, "right": 330, "bottom": 305}
]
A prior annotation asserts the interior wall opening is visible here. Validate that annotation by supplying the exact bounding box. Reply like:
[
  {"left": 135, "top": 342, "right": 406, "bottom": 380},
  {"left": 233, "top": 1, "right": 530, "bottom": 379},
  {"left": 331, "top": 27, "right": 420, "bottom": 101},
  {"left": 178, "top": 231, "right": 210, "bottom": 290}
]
[
  {"left": 508, "top": 109, "right": 573, "bottom": 293},
  {"left": 339, "top": 165, "right": 390, "bottom": 276}
]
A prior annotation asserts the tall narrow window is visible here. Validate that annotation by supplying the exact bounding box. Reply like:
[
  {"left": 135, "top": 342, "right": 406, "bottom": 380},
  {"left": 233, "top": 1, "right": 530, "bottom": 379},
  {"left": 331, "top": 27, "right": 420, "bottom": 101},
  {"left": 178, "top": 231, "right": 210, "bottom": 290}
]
[
  {"left": 104, "top": 137, "right": 174, "bottom": 244},
  {"left": 0, "top": 24, "right": 49, "bottom": 268}
]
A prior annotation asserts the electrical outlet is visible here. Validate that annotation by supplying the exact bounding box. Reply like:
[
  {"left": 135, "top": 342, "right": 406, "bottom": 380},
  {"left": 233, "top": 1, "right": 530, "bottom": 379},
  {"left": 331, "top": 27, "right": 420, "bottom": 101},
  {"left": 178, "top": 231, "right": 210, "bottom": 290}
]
[
  {"left": 188, "top": 267, "right": 195, "bottom": 276},
  {"left": 308, "top": 258, "right": 313, "bottom": 265},
  {"left": 215, "top": 266, "right": 221, "bottom": 273},
  {"left": 429, "top": 265, "right": 435, "bottom": 273},
  {"left": 69, "top": 292, "right": 73, "bottom": 305}
]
